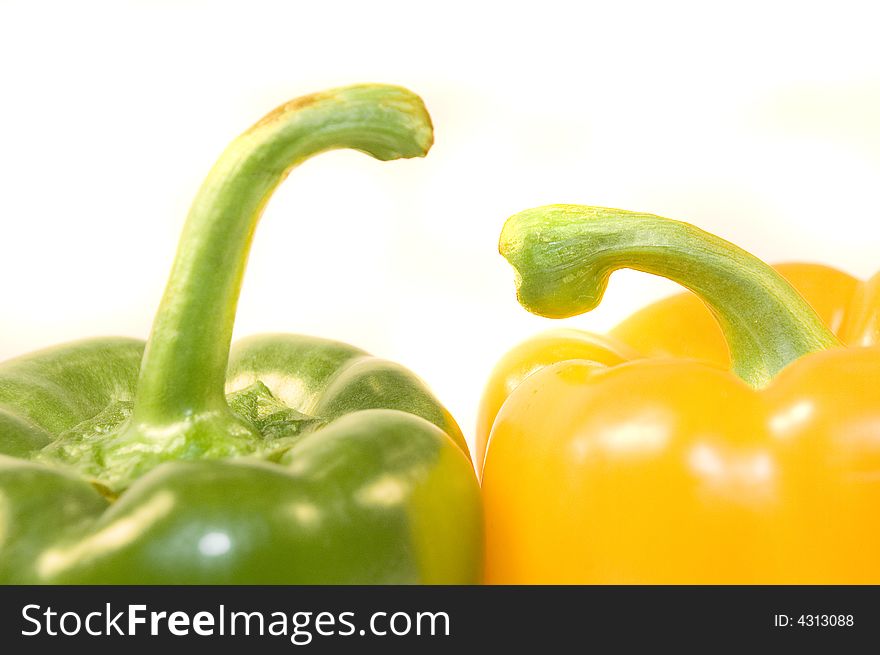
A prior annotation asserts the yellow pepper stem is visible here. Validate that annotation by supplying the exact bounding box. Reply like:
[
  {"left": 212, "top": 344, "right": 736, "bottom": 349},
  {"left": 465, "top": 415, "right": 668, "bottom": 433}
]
[{"left": 499, "top": 205, "right": 841, "bottom": 387}]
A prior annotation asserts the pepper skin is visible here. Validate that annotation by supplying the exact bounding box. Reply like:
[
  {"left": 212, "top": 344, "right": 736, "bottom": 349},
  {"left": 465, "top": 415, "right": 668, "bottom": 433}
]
[
  {"left": 0, "top": 85, "right": 482, "bottom": 584},
  {"left": 480, "top": 205, "right": 880, "bottom": 583},
  {"left": 476, "top": 263, "right": 880, "bottom": 472}
]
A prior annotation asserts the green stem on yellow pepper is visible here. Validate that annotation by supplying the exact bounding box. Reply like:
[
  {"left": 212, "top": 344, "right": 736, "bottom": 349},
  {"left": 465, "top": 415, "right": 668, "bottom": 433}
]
[{"left": 499, "top": 204, "right": 840, "bottom": 387}]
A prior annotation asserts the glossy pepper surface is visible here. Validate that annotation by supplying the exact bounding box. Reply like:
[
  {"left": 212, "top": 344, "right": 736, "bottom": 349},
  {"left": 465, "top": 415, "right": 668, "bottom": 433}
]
[
  {"left": 0, "top": 84, "right": 482, "bottom": 584},
  {"left": 480, "top": 205, "right": 880, "bottom": 583}
]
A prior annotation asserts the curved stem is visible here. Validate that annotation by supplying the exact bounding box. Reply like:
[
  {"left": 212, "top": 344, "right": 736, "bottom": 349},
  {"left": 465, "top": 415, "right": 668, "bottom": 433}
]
[
  {"left": 131, "top": 84, "right": 433, "bottom": 428},
  {"left": 499, "top": 205, "right": 840, "bottom": 387}
]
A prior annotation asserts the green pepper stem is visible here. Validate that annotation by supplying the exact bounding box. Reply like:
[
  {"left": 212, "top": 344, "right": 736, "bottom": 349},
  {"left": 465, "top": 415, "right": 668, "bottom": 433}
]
[
  {"left": 131, "top": 84, "right": 433, "bottom": 428},
  {"left": 499, "top": 205, "right": 840, "bottom": 387}
]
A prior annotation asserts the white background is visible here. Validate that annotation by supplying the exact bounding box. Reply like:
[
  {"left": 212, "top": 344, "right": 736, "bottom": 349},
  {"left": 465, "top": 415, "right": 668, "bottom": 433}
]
[{"left": 1, "top": 0, "right": 879, "bottom": 452}]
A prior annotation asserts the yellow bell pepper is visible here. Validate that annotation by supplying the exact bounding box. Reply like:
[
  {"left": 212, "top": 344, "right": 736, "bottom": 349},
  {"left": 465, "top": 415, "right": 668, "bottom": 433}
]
[{"left": 479, "top": 205, "right": 880, "bottom": 583}]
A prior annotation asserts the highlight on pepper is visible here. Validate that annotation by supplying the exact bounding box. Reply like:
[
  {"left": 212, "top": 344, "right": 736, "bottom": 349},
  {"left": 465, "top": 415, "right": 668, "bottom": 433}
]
[
  {"left": 0, "top": 84, "right": 482, "bottom": 584},
  {"left": 480, "top": 204, "right": 880, "bottom": 584}
]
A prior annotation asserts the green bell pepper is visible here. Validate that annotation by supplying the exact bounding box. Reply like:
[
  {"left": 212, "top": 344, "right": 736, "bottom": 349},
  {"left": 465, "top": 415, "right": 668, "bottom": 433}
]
[{"left": 0, "top": 84, "right": 482, "bottom": 584}]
